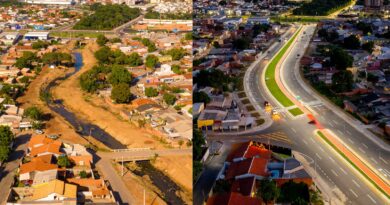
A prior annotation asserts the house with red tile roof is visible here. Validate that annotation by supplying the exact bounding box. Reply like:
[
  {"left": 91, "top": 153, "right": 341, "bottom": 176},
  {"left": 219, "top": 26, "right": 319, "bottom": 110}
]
[
  {"left": 19, "top": 156, "right": 58, "bottom": 183},
  {"left": 225, "top": 157, "right": 270, "bottom": 180}
]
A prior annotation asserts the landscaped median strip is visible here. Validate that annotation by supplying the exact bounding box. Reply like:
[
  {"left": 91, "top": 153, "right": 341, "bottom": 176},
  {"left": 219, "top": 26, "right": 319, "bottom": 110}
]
[
  {"left": 264, "top": 27, "right": 304, "bottom": 116},
  {"left": 316, "top": 130, "right": 390, "bottom": 199}
]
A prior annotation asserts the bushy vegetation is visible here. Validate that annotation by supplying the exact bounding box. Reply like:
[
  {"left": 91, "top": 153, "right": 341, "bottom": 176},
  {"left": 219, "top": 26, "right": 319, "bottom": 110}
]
[
  {"left": 293, "top": 0, "right": 352, "bottom": 16},
  {"left": 133, "top": 37, "right": 157, "bottom": 52},
  {"left": 111, "top": 83, "right": 131, "bottom": 103},
  {"left": 94, "top": 46, "right": 143, "bottom": 66},
  {"left": 144, "top": 10, "right": 192, "bottom": 20},
  {"left": 42, "top": 52, "right": 73, "bottom": 66},
  {"left": 0, "top": 126, "right": 14, "bottom": 162},
  {"left": 74, "top": 4, "right": 140, "bottom": 30},
  {"left": 161, "top": 48, "right": 188, "bottom": 61}
]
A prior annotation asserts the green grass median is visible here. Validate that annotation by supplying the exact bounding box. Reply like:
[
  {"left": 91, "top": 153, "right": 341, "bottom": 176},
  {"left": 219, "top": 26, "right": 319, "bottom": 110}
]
[
  {"left": 265, "top": 28, "right": 303, "bottom": 116},
  {"left": 317, "top": 131, "right": 390, "bottom": 199},
  {"left": 288, "top": 107, "right": 304, "bottom": 116}
]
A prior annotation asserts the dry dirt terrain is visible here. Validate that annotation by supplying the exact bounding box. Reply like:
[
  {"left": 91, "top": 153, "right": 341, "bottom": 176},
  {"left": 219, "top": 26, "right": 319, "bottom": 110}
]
[
  {"left": 52, "top": 41, "right": 167, "bottom": 149},
  {"left": 17, "top": 40, "right": 89, "bottom": 145},
  {"left": 153, "top": 154, "right": 193, "bottom": 204}
]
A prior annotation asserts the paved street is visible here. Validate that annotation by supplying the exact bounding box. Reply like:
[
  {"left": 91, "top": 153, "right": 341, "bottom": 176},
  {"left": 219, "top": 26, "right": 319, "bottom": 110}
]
[
  {"left": 0, "top": 133, "right": 31, "bottom": 205},
  {"left": 195, "top": 25, "right": 390, "bottom": 205},
  {"left": 264, "top": 25, "right": 389, "bottom": 204}
]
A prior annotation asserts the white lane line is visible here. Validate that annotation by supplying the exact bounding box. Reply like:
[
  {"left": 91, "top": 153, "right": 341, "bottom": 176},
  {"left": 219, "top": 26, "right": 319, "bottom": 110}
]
[
  {"left": 328, "top": 122, "right": 334, "bottom": 127},
  {"left": 346, "top": 130, "right": 351, "bottom": 135},
  {"left": 349, "top": 189, "right": 358, "bottom": 198},
  {"left": 302, "top": 139, "right": 308, "bottom": 145},
  {"left": 319, "top": 146, "right": 325, "bottom": 153},
  {"left": 331, "top": 169, "right": 339, "bottom": 177},
  {"left": 310, "top": 138, "right": 316, "bottom": 143},
  {"left": 361, "top": 143, "right": 368, "bottom": 149},
  {"left": 352, "top": 179, "right": 361, "bottom": 188},
  {"left": 379, "top": 156, "right": 388, "bottom": 165},
  {"left": 339, "top": 167, "right": 347, "bottom": 175},
  {"left": 328, "top": 156, "right": 335, "bottom": 163},
  {"left": 332, "top": 119, "right": 337, "bottom": 124},
  {"left": 367, "top": 194, "right": 377, "bottom": 204},
  {"left": 337, "top": 130, "right": 343, "bottom": 135},
  {"left": 371, "top": 157, "right": 378, "bottom": 165},
  {"left": 315, "top": 153, "right": 322, "bottom": 160},
  {"left": 291, "top": 128, "right": 297, "bottom": 133},
  {"left": 347, "top": 138, "right": 355, "bottom": 144},
  {"left": 358, "top": 147, "right": 366, "bottom": 154}
]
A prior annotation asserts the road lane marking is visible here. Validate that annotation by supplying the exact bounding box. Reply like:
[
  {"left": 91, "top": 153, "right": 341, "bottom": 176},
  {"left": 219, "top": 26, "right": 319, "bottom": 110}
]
[
  {"left": 370, "top": 157, "right": 378, "bottom": 165},
  {"left": 328, "top": 122, "right": 334, "bottom": 127},
  {"left": 379, "top": 156, "right": 388, "bottom": 165},
  {"left": 337, "top": 130, "right": 343, "bottom": 135},
  {"left": 332, "top": 119, "right": 337, "bottom": 124},
  {"left": 352, "top": 179, "right": 360, "bottom": 188},
  {"left": 361, "top": 143, "right": 368, "bottom": 149},
  {"left": 328, "top": 156, "right": 335, "bottom": 163},
  {"left": 349, "top": 189, "right": 358, "bottom": 198},
  {"left": 331, "top": 169, "right": 339, "bottom": 177},
  {"left": 315, "top": 153, "right": 322, "bottom": 160},
  {"left": 319, "top": 147, "right": 325, "bottom": 153},
  {"left": 310, "top": 138, "right": 316, "bottom": 143},
  {"left": 347, "top": 138, "right": 354, "bottom": 144},
  {"left": 302, "top": 139, "right": 308, "bottom": 145},
  {"left": 367, "top": 194, "right": 377, "bottom": 204},
  {"left": 291, "top": 128, "right": 297, "bottom": 133},
  {"left": 339, "top": 167, "right": 347, "bottom": 175},
  {"left": 358, "top": 147, "right": 366, "bottom": 154},
  {"left": 346, "top": 130, "right": 351, "bottom": 135}
]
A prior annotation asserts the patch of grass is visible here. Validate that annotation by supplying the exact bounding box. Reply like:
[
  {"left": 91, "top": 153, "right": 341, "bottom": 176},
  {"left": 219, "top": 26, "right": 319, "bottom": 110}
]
[
  {"left": 241, "top": 99, "right": 250, "bottom": 104},
  {"left": 288, "top": 107, "right": 304, "bottom": 116},
  {"left": 317, "top": 131, "right": 390, "bottom": 199},
  {"left": 256, "top": 119, "right": 265, "bottom": 125},
  {"left": 265, "top": 28, "right": 301, "bottom": 107},
  {"left": 50, "top": 31, "right": 106, "bottom": 38},
  {"left": 271, "top": 16, "right": 328, "bottom": 23},
  {"left": 246, "top": 105, "right": 255, "bottom": 112},
  {"left": 237, "top": 92, "right": 247, "bottom": 98},
  {"left": 251, "top": 113, "right": 261, "bottom": 118}
]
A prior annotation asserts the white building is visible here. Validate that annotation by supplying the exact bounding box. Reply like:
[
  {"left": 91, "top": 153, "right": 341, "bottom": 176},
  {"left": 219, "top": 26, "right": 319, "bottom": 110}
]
[
  {"left": 24, "top": 32, "right": 50, "bottom": 40},
  {"left": 20, "top": 0, "right": 74, "bottom": 5}
]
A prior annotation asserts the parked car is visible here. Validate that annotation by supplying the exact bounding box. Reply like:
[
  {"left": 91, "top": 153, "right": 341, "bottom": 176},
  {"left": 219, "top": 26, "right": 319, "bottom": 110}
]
[{"left": 35, "top": 129, "right": 44, "bottom": 134}]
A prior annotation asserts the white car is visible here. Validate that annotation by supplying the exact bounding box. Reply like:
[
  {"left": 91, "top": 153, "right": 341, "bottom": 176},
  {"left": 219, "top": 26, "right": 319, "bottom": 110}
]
[{"left": 35, "top": 130, "right": 44, "bottom": 134}]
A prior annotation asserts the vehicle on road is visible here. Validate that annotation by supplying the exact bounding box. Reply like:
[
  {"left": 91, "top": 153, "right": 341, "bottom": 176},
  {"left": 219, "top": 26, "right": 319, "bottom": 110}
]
[
  {"left": 35, "top": 129, "right": 44, "bottom": 134},
  {"left": 271, "top": 109, "right": 278, "bottom": 116},
  {"left": 307, "top": 114, "right": 316, "bottom": 124}
]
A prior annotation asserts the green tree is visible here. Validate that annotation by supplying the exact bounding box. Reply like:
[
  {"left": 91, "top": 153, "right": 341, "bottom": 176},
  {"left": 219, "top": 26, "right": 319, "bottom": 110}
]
[
  {"left": 145, "top": 54, "right": 159, "bottom": 69},
  {"left": 111, "top": 83, "right": 131, "bottom": 103},
  {"left": 96, "top": 34, "right": 109, "bottom": 46},
  {"left": 184, "top": 32, "right": 193, "bottom": 40},
  {"left": 15, "top": 51, "right": 37, "bottom": 69},
  {"left": 24, "top": 106, "right": 43, "bottom": 121},
  {"left": 0, "top": 126, "right": 14, "bottom": 162},
  {"left": 163, "top": 93, "right": 176, "bottom": 105},
  {"left": 332, "top": 70, "right": 354, "bottom": 93},
  {"left": 328, "top": 46, "right": 353, "bottom": 70},
  {"left": 343, "top": 35, "right": 361, "bottom": 50},
  {"left": 94, "top": 46, "right": 112, "bottom": 64},
  {"left": 42, "top": 52, "right": 72, "bottom": 66},
  {"left": 362, "top": 41, "right": 374, "bottom": 53},
  {"left": 108, "top": 65, "right": 132, "bottom": 85},
  {"left": 193, "top": 91, "right": 210, "bottom": 104},
  {"left": 57, "top": 155, "right": 72, "bottom": 168},
  {"left": 171, "top": 64, "right": 182, "bottom": 74},
  {"left": 79, "top": 170, "right": 88, "bottom": 178},
  {"left": 193, "top": 129, "right": 205, "bottom": 161},
  {"left": 128, "top": 52, "right": 143, "bottom": 66},
  {"left": 145, "top": 87, "right": 159, "bottom": 97},
  {"left": 164, "top": 48, "right": 187, "bottom": 60},
  {"left": 32, "top": 40, "right": 50, "bottom": 49},
  {"left": 278, "top": 181, "right": 309, "bottom": 204},
  {"left": 257, "top": 179, "right": 279, "bottom": 203}
]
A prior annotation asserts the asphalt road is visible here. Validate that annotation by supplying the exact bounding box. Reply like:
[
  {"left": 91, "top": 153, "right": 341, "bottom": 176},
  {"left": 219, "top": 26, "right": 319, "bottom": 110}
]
[
  {"left": 0, "top": 133, "right": 31, "bottom": 205},
  {"left": 266, "top": 25, "right": 389, "bottom": 204},
  {"left": 195, "top": 25, "right": 390, "bottom": 205}
]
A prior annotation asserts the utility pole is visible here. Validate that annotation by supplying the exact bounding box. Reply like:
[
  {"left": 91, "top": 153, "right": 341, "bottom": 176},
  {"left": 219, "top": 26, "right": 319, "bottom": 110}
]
[{"left": 121, "top": 156, "right": 124, "bottom": 176}]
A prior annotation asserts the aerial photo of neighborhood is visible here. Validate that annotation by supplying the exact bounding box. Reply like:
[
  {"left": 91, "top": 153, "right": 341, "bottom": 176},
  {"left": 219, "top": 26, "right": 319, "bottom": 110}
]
[
  {"left": 0, "top": 0, "right": 192, "bottom": 205},
  {"left": 1, "top": 0, "right": 390, "bottom": 205},
  {"left": 193, "top": 0, "right": 390, "bottom": 204}
]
